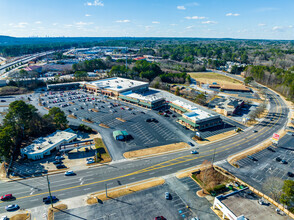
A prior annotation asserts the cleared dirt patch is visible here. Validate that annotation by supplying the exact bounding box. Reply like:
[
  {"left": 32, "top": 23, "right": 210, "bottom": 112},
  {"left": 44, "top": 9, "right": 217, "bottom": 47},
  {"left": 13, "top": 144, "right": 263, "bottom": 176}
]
[
  {"left": 194, "top": 130, "right": 236, "bottom": 144},
  {"left": 116, "top": 117, "right": 126, "bottom": 122},
  {"left": 189, "top": 72, "right": 243, "bottom": 85},
  {"left": 123, "top": 142, "right": 190, "bottom": 159},
  {"left": 67, "top": 115, "right": 77, "bottom": 119},
  {"left": 87, "top": 178, "right": 165, "bottom": 205},
  {"left": 48, "top": 204, "right": 68, "bottom": 220},
  {"left": 99, "top": 123, "right": 109, "bottom": 128},
  {"left": 10, "top": 213, "right": 31, "bottom": 220},
  {"left": 82, "top": 119, "right": 93, "bottom": 123}
]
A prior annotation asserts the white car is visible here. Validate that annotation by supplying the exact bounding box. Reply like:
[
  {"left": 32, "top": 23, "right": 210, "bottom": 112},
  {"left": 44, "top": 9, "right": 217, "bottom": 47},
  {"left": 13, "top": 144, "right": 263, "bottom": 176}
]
[{"left": 0, "top": 216, "right": 8, "bottom": 220}]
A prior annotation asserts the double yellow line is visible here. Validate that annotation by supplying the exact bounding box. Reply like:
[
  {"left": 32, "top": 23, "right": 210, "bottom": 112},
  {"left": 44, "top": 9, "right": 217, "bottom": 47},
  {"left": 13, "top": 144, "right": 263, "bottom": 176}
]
[{"left": 1, "top": 94, "right": 283, "bottom": 203}]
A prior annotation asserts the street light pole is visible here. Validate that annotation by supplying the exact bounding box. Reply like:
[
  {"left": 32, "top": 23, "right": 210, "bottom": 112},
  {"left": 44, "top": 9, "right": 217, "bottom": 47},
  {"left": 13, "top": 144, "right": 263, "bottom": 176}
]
[
  {"left": 105, "top": 183, "right": 108, "bottom": 198},
  {"left": 46, "top": 174, "right": 53, "bottom": 208}
]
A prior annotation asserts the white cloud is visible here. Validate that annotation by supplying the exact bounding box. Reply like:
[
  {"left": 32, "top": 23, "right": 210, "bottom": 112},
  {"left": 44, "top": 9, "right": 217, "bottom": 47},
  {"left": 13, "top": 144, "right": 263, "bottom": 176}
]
[
  {"left": 289, "top": 25, "right": 293, "bottom": 28},
  {"left": 258, "top": 23, "right": 266, "bottom": 26},
  {"left": 185, "top": 16, "right": 206, "bottom": 20},
  {"left": 86, "top": 0, "right": 104, "bottom": 7},
  {"left": 186, "top": 26, "right": 194, "bottom": 29},
  {"left": 85, "top": 14, "right": 91, "bottom": 17},
  {"left": 272, "top": 26, "right": 284, "bottom": 31},
  {"left": 170, "top": 24, "right": 177, "bottom": 26},
  {"left": 202, "top": 21, "right": 217, "bottom": 24},
  {"left": 35, "top": 21, "right": 42, "bottom": 24},
  {"left": 226, "top": 13, "right": 240, "bottom": 17},
  {"left": 177, "top": 6, "right": 186, "bottom": 10},
  {"left": 187, "top": 2, "right": 199, "bottom": 6},
  {"left": 152, "top": 21, "right": 160, "bottom": 24},
  {"left": 75, "top": 21, "right": 93, "bottom": 26},
  {"left": 13, "top": 22, "right": 29, "bottom": 28},
  {"left": 116, "top": 20, "right": 130, "bottom": 23},
  {"left": 52, "top": 23, "right": 58, "bottom": 26}
]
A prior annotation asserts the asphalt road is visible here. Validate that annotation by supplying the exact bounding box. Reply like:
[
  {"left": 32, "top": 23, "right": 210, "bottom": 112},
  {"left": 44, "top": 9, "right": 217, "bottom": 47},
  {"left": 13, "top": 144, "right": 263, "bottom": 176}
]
[{"left": 0, "top": 87, "right": 289, "bottom": 213}]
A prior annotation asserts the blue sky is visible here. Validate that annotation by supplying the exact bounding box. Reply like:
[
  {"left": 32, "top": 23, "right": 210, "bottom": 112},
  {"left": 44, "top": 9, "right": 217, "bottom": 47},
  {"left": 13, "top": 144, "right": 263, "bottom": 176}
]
[{"left": 0, "top": 0, "right": 293, "bottom": 39}]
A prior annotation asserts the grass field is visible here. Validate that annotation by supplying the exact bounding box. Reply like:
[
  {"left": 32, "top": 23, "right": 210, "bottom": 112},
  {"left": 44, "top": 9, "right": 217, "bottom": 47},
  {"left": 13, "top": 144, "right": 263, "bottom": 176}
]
[{"left": 189, "top": 72, "right": 242, "bottom": 85}]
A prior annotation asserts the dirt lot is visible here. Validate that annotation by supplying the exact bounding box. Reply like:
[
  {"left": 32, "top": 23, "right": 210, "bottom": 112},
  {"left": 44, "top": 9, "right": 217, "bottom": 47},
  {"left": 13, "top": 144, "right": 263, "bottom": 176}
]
[{"left": 189, "top": 72, "right": 243, "bottom": 85}]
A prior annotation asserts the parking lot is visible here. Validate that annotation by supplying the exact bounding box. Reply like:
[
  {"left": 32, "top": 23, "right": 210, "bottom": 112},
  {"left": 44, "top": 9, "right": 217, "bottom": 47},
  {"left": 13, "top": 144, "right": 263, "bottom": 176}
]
[
  {"left": 41, "top": 90, "right": 192, "bottom": 153},
  {"left": 221, "top": 133, "right": 294, "bottom": 191},
  {"left": 54, "top": 176, "right": 218, "bottom": 220}
]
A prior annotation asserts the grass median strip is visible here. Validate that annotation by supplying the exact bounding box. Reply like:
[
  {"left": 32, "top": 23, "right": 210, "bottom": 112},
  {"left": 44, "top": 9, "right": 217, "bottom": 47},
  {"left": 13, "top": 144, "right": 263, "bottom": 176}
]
[
  {"left": 123, "top": 142, "right": 190, "bottom": 159},
  {"left": 48, "top": 204, "right": 68, "bottom": 220},
  {"left": 87, "top": 177, "right": 165, "bottom": 205},
  {"left": 93, "top": 138, "right": 112, "bottom": 163}
]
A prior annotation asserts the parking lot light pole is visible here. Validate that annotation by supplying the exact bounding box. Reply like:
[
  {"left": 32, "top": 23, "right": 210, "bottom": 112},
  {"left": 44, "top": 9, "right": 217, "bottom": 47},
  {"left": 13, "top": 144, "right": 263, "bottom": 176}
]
[{"left": 46, "top": 174, "right": 53, "bottom": 208}]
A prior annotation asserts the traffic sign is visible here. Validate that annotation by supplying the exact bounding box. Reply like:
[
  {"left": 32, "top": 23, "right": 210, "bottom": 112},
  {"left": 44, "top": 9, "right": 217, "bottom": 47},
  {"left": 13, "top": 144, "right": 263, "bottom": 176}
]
[{"left": 272, "top": 133, "right": 280, "bottom": 141}]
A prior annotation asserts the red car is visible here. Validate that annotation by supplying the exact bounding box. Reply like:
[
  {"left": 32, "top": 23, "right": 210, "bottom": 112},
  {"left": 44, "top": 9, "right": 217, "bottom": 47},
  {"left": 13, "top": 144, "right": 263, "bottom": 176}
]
[
  {"left": 1, "top": 194, "right": 13, "bottom": 201},
  {"left": 154, "top": 217, "right": 166, "bottom": 220},
  {"left": 120, "top": 107, "right": 124, "bottom": 110}
]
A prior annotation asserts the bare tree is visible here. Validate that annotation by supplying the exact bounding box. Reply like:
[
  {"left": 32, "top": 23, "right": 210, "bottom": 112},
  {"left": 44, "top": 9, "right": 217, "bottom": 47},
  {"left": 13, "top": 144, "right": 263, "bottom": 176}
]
[{"left": 262, "top": 177, "right": 284, "bottom": 202}]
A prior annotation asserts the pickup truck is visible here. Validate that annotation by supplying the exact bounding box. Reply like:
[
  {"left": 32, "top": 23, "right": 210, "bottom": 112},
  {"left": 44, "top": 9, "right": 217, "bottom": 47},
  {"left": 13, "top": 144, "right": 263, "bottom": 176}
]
[{"left": 43, "top": 196, "right": 58, "bottom": 203}]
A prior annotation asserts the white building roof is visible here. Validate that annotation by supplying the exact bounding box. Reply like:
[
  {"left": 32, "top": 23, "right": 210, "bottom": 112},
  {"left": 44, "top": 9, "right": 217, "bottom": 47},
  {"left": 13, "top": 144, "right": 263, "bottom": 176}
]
[
  {"left": 172, "top": 100, "right": 218, "bottom": 122},
  {"left": 21, "top": 129, "right": 77, "bottom": 156},
  {"left": 122, "top": 89, "right": 165, "bottom": 103},
  {"left": 87, "top": 77, "right": 149, "bottom": 92}
]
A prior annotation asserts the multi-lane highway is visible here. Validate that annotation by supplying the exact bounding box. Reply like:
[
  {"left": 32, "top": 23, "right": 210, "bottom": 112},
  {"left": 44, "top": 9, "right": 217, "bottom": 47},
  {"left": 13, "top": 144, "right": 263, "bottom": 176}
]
[{"left": 0, "top": 87, "right": 288, "bottom": 212}]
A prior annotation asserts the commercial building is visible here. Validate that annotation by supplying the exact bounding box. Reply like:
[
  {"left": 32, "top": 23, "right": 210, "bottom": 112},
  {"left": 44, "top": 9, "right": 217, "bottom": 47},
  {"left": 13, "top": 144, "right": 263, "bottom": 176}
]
[
  {"left": 215, "top": 98, "right": 244, "bottom": 116},
  {"left": 209, "top": 84, "right": 251, "bottom": 92},
  {"left": 85, "top": 77, "right": 149, "bottom": 96},
  {"left": 85, "top": 77, "right": 165, "bottom": 109},
  {"left": 47, "top": 82, "right": 83, "bottom": 91},
  {"left": 213, "top": 188, "right": 284, "bottom": 220},
  {"left": 169, "top": 100, "right": 222, "bottom": 131},
  {"left": 21, "top": 128, "right": 77, "bottom": 160}
]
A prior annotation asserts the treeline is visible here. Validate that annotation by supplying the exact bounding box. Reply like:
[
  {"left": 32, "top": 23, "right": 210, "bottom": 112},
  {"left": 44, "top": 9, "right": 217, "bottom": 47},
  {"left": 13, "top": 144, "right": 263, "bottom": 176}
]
[
  {"left": 108, "top": 60, "right": 190, "bottom": 84},
  {"left": 72, "top": 59, "right": 108, "bottom": 72},
  {"left": 0, "top": 101, "right": 68, "bottom": 160},
  {"left": 244, "top": 65, "right": 294, "bottom": 100}
]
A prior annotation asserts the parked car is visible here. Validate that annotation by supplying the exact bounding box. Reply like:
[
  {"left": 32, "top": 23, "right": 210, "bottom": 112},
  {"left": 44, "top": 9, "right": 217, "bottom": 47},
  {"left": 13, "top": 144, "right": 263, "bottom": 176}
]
[
  {"left": 247, "top": 155, "right": 258, "bottom": 161},
  {"left": 281, "top": 160, "right": 288, "bottom": 164},
  {"left": 191, "top": 150, "right": 198, "bottom": 154},
  {"left": 87, "top": 159, "right": 95, "bottom": 164},
  {"left": 252, "top": 130, "right": 258, "bottom": 133},
  {"left": 53, "top": 160, "right": 62, "bottom": 165},
  {"left": 165, "top": 192, "right": 170, "bottom": 200},
  {"left": 56, "top": 164, "right": 66, "bottom": 169},
  {"left": 0, "top": 216, "right": 8, "bottom": 220},
  {"left": 5, "top": 204, "right": 19, "bottom": 211},
  {"left": 151, "top": 118, "right": 158, "bottom": 123},
  {"left": 287, "top": 172, "right": 294, "bottom": 177},
  {"left": 154, "top": 217, "right": 166, "bottom": 220},
  {"left": 65, "top": 170, "right": 75, "bottom": 176},
  {"left": 276, "top": 157, "right": 282, "bottom": 162},
  {"left": 146, "top": 118, "right": 152, "bottom": 122},
  {"left": 0, "top": 194, "right": 13, "bottom": 201}
]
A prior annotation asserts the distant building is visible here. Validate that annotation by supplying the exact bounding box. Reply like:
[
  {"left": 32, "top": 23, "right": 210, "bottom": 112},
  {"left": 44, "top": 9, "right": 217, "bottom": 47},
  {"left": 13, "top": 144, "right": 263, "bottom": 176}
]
[
  {"left": 21, "top": 128, "right": 77, "bottom": 160},
  {"left": 215, "top": 98, "right": 244, "bottom": 116},
  {"left": 169, "top": 100, "right": 222, "bottom": 131},
  {"left": 213, "top": 188, "right": 284, "bottom": 220},
  {"left": 47, "top": 82, "right": 83, "bottom": 91},
  {"left": 133, "top": 57, "right": 146, "bottom": 61},
  {"left": 209, "top": 84, "right": 251, "bottom": 93}
]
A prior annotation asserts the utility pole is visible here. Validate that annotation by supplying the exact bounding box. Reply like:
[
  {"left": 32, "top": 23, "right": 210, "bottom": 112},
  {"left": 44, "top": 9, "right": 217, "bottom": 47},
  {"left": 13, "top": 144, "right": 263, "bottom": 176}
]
[
  {"left": 105, "top": 183, "right": 108, "bottom": 198},
  {"left": 46, "top": 175, "right": 53, "bottom": 208}
]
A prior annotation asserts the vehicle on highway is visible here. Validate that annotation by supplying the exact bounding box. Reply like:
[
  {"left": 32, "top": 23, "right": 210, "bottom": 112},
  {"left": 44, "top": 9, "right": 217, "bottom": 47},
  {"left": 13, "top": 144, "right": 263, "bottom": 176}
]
[
  {"left": 191, "top": 150, "right": 198, "bottom": 154},
  {"left": 43, "top": 196, "right": 58, "bottom": 204},
  {"left": 5, "top": 204, "right": 19, "bottom": 211},
  {"left": 287, "top": 172, "right": 294, "bottom": 177},
  {"left": 276, "top": 157, "right": 282, "bottom": 162},
  {"left": 65, "top": 170, "right": 75, "bottom": 176},
  {"left": 188, "top": 142, "right": 194, "bottom": 147},
  {"left": 165, "top": 192, "right": 170, "bottom": 200},
  {"left": 154, "top": 216, "right": 166, "bottom": 220},
  {"left": 0, "top": 216, "right": 8, "bottom": 220},
  {"left": 0, "top": 100, "right": 6, "bottom": 102},
  {"left": 0, "top": 194, "right": 13, "bottom": 201},
  {"left": 252, "top": 130, "right": 258, "bottom": 133},
  {"left": 151, "top": 118, "right": 158, "bottom": 123}
]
